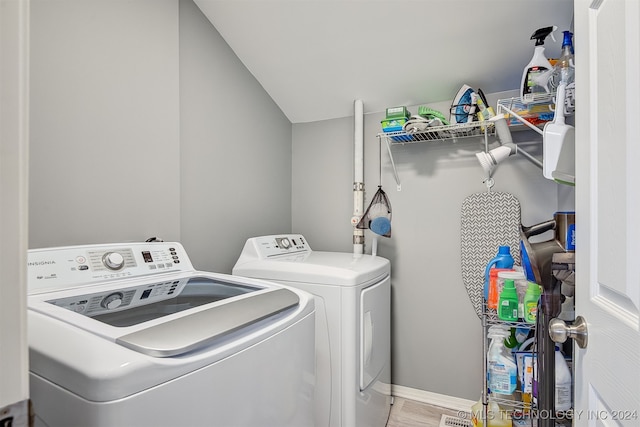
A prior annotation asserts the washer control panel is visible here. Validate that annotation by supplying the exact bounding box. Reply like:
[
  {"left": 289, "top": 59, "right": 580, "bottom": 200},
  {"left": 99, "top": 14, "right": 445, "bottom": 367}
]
[
  {"left": 27, "top": 242, "right": 194, "bottom": 294},
  {"left": 44, "top": 278, "right": 188, "bottom": 316}
]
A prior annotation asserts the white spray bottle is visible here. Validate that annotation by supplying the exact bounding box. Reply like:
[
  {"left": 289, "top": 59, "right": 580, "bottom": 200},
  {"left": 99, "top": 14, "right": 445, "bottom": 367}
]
[
  {"left": 487, "top": 325, "right": 517, "bottom": 397},
  {"left": 521, "top": 26, "right": 557, "bottom": 104}
]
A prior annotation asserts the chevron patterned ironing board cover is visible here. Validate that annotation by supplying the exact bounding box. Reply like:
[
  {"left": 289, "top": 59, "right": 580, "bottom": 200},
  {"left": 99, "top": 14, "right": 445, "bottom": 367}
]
[{"left": 460, "top": 191, "right": 521, "bottom": 318}]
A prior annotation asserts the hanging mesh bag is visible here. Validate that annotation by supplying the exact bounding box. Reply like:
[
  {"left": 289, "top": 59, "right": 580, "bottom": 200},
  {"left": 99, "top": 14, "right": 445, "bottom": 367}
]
[{"left": 356, "top": 186, "right": 392, "bottom": 237}]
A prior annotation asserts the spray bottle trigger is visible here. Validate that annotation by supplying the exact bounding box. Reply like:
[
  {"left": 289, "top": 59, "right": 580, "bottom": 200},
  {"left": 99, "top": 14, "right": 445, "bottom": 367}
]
[{"left": 531, "top": 25, "right": 558, "bottom": 45}]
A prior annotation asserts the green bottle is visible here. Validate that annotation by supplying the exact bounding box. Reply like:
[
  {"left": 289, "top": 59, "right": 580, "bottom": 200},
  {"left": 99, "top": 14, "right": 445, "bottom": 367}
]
[
  {"left": 498, "top": 279, "right": 519, "bottom": 321},
  {"left": 524, "top": 282, "right": 542, "bottom": 324}
]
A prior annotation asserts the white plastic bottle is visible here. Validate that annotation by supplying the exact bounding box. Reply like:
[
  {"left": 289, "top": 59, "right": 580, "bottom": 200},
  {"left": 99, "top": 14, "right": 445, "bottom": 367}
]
[
  {"left": 471, "top": 398, "right": 510, "bottom": 427},
  {"left": 487, "top": 326, "right": 517, "bottom": 397},
  {"left": 555, "top": 347, "right": 572, "bottom": 411},
  {"left": 521, "top": 26, "right": 557, "bottom": 103}
]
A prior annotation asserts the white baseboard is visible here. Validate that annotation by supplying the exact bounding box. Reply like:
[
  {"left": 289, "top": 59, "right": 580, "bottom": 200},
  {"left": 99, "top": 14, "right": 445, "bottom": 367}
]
[{"left": 391, "top": 384, "right": 475, "bottom": 413}]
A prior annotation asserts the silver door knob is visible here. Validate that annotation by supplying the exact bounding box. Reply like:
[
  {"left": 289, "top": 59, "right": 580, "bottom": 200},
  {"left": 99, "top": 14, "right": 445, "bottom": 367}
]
[{"left": 549, "top": 315, "right": 588, "bottom": 349}]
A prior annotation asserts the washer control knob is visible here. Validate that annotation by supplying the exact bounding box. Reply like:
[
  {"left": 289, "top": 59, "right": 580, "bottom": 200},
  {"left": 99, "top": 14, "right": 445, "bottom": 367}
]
[
  {"left": 103, "top": 252, "right": 125, "bottom": 270},
  {"left": 101, "top": 292, "right": 124, "bottom": 310}
]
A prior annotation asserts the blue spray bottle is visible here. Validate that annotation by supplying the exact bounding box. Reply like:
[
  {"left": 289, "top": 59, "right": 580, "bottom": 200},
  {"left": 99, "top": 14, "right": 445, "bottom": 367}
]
[
  {"left": 483, "top": 246, "right": 515, "bottom": 301},
  {"left": 555, "top": 30, "right": 574, "bottom": 85}
]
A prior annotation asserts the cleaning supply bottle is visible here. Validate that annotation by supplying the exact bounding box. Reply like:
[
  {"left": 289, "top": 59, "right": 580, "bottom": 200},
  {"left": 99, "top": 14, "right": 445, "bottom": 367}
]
[
  {"left": 487, "top": 268, "right": 514, "bottom": 310},
  {"left": 483, "top": 246, "right": 514, "bottom": 302},
  {"left": 555, "top": 347, "right": 572, "bottom": 411},
  {"left": 521, "top": 26, "right": 557, "bottom": 103},
  {"left": 555, "top": 30, "right": 574, "bottom": 85},
  {"left": 550, "top": 30, "right": 575, "bottom": 117},
  {"left": 471, "top": 398, "right": 510, "bottom": 427},
  {"left": 496, "top": 270, "right": 527, "bottom": 318},
  {"left": 487, "top": 326, "right": 518, "bottom": 397},
  {"left": 523, "top": 282, "right": 542, "bottom": 324},
  {"left": 476, "top": 88, "right": 495, "bottom": 121},
  {"left": 503, "top": 328, "right": 519, "bottom": 351},
  {"left": 498, "top": 279, "right": 519, "bottom": 321},
  {"left": 471, "top": 398, "right": 483, "bottom": 427}
]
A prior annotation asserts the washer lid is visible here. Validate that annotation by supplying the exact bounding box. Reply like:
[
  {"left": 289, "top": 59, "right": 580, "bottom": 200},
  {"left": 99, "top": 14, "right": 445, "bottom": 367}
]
[
  {"left": 116, "top": 288, "right": 299, "bottom": 357},
  {"left": 233, "top": 251, "right": 390, "bottom": 286},
  {"left": 28, "top": 272, "right": 315, "bottom": 402}
]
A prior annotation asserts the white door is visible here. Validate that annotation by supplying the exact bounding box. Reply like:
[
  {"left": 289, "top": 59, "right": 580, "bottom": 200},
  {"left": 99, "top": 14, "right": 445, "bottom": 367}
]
[
  {"left": 574, "top": 0, "right": 640, "bottom": 425},
  {"left": 0, "top": 0, "right": 30, "bottom": 415}
]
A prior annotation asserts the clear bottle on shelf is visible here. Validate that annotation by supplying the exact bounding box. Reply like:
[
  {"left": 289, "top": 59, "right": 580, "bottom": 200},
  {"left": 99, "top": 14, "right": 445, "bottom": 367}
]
[{"left": 555, "top": 30, "right": 575, "bottom": 87}]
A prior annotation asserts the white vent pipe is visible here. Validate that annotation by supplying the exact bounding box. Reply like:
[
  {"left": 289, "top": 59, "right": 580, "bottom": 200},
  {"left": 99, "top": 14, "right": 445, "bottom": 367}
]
[{"left": 351, "top": 100, "right": 365, "bottom": 255}]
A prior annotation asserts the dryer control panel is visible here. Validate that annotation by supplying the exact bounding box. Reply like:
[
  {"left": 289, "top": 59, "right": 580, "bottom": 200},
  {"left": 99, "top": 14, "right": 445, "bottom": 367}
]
[
  {"left": 239, "top": 234, "right": 312, "bottom": 260},
  {"left": 27, "top": 242, "right": 194, "bottom": 294}
]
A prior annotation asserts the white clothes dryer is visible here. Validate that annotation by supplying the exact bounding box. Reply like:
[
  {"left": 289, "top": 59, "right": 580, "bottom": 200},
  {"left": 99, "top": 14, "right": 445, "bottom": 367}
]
[
  {"left": 27, "top": 242, "right": 315, "bottom": 427},
  {"left": 233, "top": 234, "right": 392, "bottom": 427}
]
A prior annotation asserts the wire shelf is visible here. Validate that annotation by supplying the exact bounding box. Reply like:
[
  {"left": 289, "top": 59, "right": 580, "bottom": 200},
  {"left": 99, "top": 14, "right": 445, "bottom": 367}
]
[
  {"left": 484, "top": 306, "right": 536, "bottom": 330},
  {"left": 497, "top": 85, "right": 574, "bottom": 130},
  {"left": 377, "top": 120, "right": 496, "bottom": 190},
  {"left": 489, "top": 393, "right": 534, "bottom": 412},
  {"left": 497, "top": 97, "right": 555, "bottom": 129},
  {"left": 377, "top": 120, "right": 495, "bottom": 144}
]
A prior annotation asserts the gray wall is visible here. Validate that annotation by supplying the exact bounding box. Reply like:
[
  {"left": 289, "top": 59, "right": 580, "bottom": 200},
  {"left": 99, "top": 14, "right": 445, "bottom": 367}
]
[
  {"left": 292, "top": 117, "right": 355, "bottom": 252},
  {"left": 179, "top": 0, "right": 292, "bottom": 272},
  {"left": 29, "top": 0, "right": 292, "bottom": 274},
  {"left": 30, "top": 0, "right": 181, "bottom": 248},
  {"left": 292, "top": 96, "right": 572, "bottom": 400}
]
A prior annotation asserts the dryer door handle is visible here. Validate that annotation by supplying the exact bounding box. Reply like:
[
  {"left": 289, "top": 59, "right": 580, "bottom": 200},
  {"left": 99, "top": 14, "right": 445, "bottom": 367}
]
[{"left": 363, "top": 311, "right": 373, "bottom": 365}]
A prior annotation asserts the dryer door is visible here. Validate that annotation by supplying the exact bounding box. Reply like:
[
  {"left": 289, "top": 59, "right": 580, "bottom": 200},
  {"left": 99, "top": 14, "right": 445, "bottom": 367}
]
[{"left": 359, "top": 275, "right": 390, "bottom": 391}]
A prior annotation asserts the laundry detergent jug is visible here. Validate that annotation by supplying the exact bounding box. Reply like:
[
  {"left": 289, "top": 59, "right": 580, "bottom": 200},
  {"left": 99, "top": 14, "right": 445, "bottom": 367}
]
[{"left": 484, "top": 246, "right": 514, "bottom": 301}]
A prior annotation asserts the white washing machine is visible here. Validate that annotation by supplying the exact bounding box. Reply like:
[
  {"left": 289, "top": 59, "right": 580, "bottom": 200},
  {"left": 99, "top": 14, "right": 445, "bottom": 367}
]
[
  {"left": 232, "top": 234, "right": 392, "bottom": 427},
  {"left": 27, "top": 242, "right": 316, "bottom": 427}
]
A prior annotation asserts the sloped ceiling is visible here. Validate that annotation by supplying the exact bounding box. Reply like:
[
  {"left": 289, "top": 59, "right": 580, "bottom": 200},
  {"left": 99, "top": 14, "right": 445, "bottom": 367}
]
[{"left": 193, "top": 0, "right": 574, "bottom": 123}]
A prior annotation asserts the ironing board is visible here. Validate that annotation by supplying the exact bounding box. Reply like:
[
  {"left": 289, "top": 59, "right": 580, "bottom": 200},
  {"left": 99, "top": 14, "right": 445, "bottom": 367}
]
[{"left": 460, "top": 191, "right": 521, "bottom": 318}]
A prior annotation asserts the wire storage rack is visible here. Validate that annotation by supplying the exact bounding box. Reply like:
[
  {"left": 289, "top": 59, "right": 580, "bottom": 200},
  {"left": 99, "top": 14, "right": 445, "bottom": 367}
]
[
  {"left": 482, "top": 304, "right": 538, "bottom": 426},
  {"left": 378, "top": 120, "right": 495, "bottom": 144},
  {"left": 377, "top": 120, "right": 496, "bottom": 190}
]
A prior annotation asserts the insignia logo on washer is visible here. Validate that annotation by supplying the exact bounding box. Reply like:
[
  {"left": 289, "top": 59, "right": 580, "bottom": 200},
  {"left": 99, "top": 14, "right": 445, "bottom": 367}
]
[{"left": 28, "top": 260, "right": 56, "bottom": 266}]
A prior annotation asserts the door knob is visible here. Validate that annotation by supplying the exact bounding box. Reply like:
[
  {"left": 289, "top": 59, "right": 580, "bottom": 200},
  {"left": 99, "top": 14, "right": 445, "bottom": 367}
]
[{"left": 549, "top": 315, "right": 588, "bottom": 349}]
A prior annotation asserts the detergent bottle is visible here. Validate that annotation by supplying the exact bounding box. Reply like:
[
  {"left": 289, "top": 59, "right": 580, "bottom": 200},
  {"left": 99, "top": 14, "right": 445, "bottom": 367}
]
[
  {"left": 487, "top": 268, "right": 514, "bottom": 310},
  {"left": 483, "top": 246, "right": 514, "bottom": 303},
  {"left": 498, "top": 279, "right": 519, "bottom": 321},
  {"left": 523, "top": 282, "right": 542, "bottom": 323},
  {"left": 521, "top": 26, "right": 557, "bottom": 103}
]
